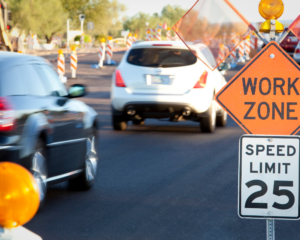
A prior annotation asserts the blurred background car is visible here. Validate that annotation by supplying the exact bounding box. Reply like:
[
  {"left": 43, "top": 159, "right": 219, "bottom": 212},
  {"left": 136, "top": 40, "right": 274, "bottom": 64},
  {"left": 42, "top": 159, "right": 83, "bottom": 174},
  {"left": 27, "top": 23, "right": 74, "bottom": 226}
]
[
  {"left": 111, "top": 41, "right": 227, "bottom": 133},
  {"left": 293, "top": 41, "right": 300, "bottom": 63},
  {"left": 0, "top": 52, "right": 99, "bottom": 205},
  {"left": 280, "top": 29, "right": 299, "bottom": 57}
]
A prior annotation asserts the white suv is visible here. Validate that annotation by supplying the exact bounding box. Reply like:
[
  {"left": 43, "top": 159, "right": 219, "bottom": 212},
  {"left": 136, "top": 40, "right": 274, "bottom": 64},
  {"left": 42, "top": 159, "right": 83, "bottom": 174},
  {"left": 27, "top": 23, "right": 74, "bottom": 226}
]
[{"left": 111, "top": 41, "right": 227, "bottom": 132}]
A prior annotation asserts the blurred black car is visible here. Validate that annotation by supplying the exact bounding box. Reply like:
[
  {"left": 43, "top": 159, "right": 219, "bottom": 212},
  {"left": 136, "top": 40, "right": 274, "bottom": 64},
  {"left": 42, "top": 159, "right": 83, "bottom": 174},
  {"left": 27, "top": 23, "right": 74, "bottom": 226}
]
[
  {"left": 280, "top": 29, "right": 299, "bottom": 56},
  {"left": 0, "top": 52, "right": 98, "bottom": 204}
]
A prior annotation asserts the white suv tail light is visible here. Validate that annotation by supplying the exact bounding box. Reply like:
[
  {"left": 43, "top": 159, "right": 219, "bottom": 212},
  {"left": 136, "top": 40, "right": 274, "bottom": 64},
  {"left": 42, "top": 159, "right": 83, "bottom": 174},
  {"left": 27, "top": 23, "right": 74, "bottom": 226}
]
[
  {"left": 0, "top": 97, "right": 15, "bottom": 132},
  {"left": 115, "top": 70, "right": 126, "bottom": 87}
]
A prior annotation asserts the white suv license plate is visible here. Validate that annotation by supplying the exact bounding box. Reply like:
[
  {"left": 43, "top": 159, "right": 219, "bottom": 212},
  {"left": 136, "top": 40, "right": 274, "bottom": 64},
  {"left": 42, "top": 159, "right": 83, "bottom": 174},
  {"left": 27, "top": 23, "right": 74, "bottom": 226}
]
[{"left": 147, "top": 75, "right": 172, "bottom": 85}]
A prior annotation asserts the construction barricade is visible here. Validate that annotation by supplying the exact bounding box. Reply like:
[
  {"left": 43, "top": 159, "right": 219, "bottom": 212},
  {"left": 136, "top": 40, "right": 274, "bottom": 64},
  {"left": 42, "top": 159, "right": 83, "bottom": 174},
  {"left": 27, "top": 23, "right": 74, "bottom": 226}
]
[
  {"left": 26, "top": 35, "right": 34, "bottom": 49},
  {"left": 80, "top": 34, "right": 84, "bottom": 48},
  {"left": 146, "top": 30, "right": 151, "bottom": 41},
  {"left": 156, "top": 29, "right": 161, "bottom": 41},
  {"left": 166, "top": 28, "right": 171, "bottom": 41},
  {"left": 98, "top": 38, "right": 106, "bottom": 68},
  {"left": 127, "top": 33, "right": 132, "bottom": 51},
  {"left": 106, "top": 36, "right": 113, "bottom": 65},
  {"left": 70, "top": 47, "right": 77, "bottom": 79},
  {"left": 52, "top": 36, "right": 61, "bottom": 47},
  {"left": 133, "top": 34, "right": 137, "bottom": 43},
  {"left": 57, "top": 49, "right": 65, "bottom": 77},
  {"left": 151, "top": 29, "right": 156, "bottom": 40},
  {"left": 244, "top": 37, "right": 251, "bottom": 60},
  {"left": 237, "top": 40, "right": 245, "bottom": 63},
  {"left": 217, "top": 45, "right": 225, "bottom": 64},
  {"left": 250, "top": 34, "right": 258, "bottom": 58}
]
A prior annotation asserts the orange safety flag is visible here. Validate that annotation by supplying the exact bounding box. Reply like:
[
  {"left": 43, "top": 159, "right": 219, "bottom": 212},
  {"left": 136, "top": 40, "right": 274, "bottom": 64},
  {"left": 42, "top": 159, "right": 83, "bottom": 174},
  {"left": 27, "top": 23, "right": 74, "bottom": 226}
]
[{"left": 288, "top": 15, "right": 300, "bottom": 41}]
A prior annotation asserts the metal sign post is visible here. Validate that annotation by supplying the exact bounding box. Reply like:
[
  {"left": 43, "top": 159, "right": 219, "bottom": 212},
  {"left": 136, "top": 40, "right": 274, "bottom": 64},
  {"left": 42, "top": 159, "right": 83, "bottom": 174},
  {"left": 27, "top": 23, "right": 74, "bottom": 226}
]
[
  {"left": 79, "top": 14, "right": 85, "bottom": 33},
  {"left": 267, "top": 219, "right": 275, "bottom": 240},
  {"left": 66, "top": 19, "right": 70, "bottom": 48}
]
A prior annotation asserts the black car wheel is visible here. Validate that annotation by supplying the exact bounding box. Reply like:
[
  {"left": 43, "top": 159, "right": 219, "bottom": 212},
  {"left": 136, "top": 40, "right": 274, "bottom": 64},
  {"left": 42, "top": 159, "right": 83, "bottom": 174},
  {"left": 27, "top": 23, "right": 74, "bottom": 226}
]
[
  {"left": 69, "top": 132, "right": 98, "bottom": 190},
  {"left": 200, "top": 101, "right": 216, "bottom": 133},
  {"left": 112, "top": 115, "right": 127, "bottom": 131},
  {"left": 216, "top": 109, "right": 227, "bottom": 127},
  {"left": 30, "top": 139, "right": 47, "bottom": 205}
]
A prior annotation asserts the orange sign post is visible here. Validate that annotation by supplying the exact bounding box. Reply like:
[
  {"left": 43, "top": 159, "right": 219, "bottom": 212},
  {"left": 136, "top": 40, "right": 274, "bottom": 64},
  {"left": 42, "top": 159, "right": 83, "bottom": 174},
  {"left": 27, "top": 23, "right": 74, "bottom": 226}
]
[{"left": 216, "top": 42, "right": 300, "bottom": 135}]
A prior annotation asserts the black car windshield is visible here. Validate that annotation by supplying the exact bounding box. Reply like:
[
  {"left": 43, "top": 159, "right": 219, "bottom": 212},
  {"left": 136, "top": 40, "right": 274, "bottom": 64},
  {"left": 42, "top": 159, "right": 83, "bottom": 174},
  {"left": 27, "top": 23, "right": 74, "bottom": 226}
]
[{"left": 127, "top": 48, "right": 197, "bottom": 68}]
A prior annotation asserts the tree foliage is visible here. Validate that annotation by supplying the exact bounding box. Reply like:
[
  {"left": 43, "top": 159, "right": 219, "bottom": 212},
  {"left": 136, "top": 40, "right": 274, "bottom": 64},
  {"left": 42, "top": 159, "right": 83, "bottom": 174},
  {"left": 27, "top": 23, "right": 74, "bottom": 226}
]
[
  {"left": 8, "top": 0, "right": 126, "bottom": 42},
  {"left": 7, "top": 0, "right": 67, "bottom": 42},
  {"left": 7, "top": 1, "right": 185, "bottom": 42},
  {"left": 61, "top": 0, "right": 126, "bottom": 37},
  {"left": 123, "top": 5, "right": 187, "bottom": 39}
]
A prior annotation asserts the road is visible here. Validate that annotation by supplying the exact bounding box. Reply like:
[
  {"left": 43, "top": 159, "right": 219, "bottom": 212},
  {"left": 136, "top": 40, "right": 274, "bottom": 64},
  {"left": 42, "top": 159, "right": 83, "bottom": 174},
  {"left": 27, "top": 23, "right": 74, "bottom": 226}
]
[{"left": 25, "top": 51, "right": 300, "bottom": 240}]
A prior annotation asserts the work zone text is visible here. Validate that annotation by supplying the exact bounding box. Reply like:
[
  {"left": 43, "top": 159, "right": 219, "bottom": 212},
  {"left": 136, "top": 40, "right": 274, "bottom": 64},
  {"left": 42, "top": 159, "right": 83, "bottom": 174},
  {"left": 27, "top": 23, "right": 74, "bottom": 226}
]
[{"left": 242, "top": 77, "right": 299, "bottom": 120}]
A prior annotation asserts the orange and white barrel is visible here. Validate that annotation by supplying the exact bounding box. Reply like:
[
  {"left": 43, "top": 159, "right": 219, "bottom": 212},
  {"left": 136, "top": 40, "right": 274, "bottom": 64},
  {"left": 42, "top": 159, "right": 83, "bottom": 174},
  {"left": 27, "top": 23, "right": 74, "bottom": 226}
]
[
  {"left": 98, "top": 38, "right": 106, "bottom": 68},
  {"left": 70, "top": 47, "right": 77, "bottom": 78},
  {"left": 133, "top": 34, "right": 137, "bottom": 43},
  {"left": 237, "top": 41, "right": 245, "bottom": 63},
  {"left": 106, "top": 37, "right": 113, "bottom": 65},
  {"left": 53, "top": 36, "right": 61, "bottom": 47},
  {"left": 230, "top": 49, "right": 236, "bottom": 63},
  {"left": 222, "top": 32, "right": 227, "bottom": 45},
  {"left": 127, "top": 33, "right": 132, "bottom": 51},
  {"left": 156, "top": 29, "right": 161, "bottom": 41},
  {"left": 174, "top": 33, "right": 180, "bottom": 41},
  {"left": 26, "top": 36, "right": 34, "bottom": 49},
  {"left": 245, "top": 37, "right": 251, "bottom": 60},
  {"left": 230, "top": 31, "right": 236, "bottom": 42},
  {"left": 151, "top": 29, "right": 156, "bottom": 40},
  {"left": 166, "top": 28, "right": 171, "bottom": 41},
  {"left": 80, "top": 34, "right": 84, "bottom": 48},
  {"left": 146, "top": 30, "right": 151, "bottom": 41},
  {"left": 57, "top": 50, "right": 65, "bottom": 77},
  {"left": 250, "top": 35, "right": 256, "bottom": 50},
  {"left": 216, "top": 45, "right": 225, "bottom": 64}
]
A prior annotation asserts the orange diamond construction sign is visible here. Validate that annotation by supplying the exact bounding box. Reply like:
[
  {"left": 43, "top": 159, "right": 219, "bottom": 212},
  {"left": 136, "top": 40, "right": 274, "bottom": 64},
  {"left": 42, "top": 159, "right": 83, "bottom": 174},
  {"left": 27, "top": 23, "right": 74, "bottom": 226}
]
[{"left": 216, "top": 42, "right": 300, "bottom": 135}]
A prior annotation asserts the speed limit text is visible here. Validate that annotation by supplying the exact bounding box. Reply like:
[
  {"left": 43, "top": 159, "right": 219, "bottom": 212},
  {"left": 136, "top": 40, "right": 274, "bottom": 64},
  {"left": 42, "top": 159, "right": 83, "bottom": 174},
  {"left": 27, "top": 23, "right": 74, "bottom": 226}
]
[{"left": 245, "top": 144, "right": 296, "bottom": 174}]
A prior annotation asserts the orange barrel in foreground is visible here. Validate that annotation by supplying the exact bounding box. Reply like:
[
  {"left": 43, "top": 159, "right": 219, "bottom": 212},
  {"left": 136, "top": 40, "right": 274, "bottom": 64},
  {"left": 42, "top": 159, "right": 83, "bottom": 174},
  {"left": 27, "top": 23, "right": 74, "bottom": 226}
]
[{"left": 0, "top": 162, "right": 40, "bottom": 228}]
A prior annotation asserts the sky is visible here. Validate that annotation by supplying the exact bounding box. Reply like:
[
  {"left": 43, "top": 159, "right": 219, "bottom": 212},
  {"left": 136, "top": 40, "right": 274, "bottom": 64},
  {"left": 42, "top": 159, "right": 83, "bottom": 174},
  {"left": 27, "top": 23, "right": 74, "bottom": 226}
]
[{"left": 118, "top": 0, "right": 300, "bottom": 23}]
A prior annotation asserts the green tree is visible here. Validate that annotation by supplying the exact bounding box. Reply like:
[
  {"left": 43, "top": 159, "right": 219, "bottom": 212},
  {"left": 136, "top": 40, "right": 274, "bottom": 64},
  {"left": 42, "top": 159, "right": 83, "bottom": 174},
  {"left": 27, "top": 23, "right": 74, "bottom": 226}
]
[
  {"left": 123, "top": 5, "right": 186, "bottom": 39},
  {"left": 160, "top": 5, "right": 186, "bottom": 28},
  {"left": 61, "top": 0, "right": 126, "bottom": 38},
  {"left": 123, "top": 12, "right": 151, "bottom": 39},
  {"left": 8, "top": 0, "right": 68, "bottom": 43}
]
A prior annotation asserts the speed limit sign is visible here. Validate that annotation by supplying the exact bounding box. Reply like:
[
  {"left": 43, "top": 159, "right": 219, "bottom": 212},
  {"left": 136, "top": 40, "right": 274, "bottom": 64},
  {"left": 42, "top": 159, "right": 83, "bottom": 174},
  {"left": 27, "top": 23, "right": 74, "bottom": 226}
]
[{"left": 238, "top": 135, "right": 300, "bottom": 220}]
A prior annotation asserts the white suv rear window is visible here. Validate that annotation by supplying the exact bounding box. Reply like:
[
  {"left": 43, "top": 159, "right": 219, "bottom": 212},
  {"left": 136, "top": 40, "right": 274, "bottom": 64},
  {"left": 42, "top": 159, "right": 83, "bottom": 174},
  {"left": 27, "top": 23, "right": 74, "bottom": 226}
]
[{"left": 127, "top": 48, "right": 197, "bottom": 68}]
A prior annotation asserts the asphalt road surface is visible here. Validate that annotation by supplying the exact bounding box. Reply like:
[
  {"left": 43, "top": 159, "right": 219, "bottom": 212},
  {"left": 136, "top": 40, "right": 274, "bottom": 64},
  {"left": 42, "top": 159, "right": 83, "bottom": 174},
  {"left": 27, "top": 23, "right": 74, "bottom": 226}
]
[{"left": 25, "top": 52, "right": 300, "bottom": 240}]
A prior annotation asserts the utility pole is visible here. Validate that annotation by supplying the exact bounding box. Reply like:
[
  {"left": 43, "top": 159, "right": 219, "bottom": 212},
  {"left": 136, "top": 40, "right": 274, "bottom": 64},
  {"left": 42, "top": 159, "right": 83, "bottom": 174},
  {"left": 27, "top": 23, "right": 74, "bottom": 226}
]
[
  {"left": 0, "top": 0, "right": 11, "bottom": 51},
  {"left": 67, "top": 19, "right": 70, "bottom": 48},
  {"left": 79, "top": 14, "right": 85, "bottom": 33}
]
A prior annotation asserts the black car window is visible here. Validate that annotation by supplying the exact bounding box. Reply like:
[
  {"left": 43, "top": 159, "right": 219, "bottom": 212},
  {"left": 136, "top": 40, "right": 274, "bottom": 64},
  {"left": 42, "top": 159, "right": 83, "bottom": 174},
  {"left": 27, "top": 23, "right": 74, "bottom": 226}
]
[
  {"left": 34, "top": 65, "right": 68, "bottom": 97},
  {"left": 0, "top": 66, "right": 28, "bottom": 96},
  {"left": 127, "top": 48, "right": 197, "bottom": 68},
  {"left": 18, "top": 64, "right": 48, "bottom": 96}
]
